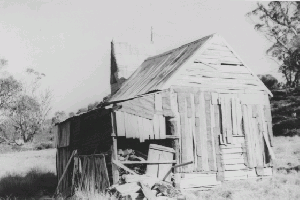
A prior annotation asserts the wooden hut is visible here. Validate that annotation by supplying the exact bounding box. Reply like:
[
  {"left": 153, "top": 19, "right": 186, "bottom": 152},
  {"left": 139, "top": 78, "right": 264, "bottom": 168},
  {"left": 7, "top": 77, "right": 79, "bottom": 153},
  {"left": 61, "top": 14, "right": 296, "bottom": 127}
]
[
  {"left": 55, "top": 33, "right": 275, "bottom": 196},
  {"left": 108, "top": 33, "right": 275, "bottom": 188}
]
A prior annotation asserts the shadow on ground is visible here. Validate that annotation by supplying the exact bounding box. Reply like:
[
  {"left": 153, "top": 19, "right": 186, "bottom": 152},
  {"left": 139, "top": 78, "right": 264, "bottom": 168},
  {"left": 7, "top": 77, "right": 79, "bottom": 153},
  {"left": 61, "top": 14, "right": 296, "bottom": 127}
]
[{"left": 0, "top": 168, "right": 56, "bottom": 199}]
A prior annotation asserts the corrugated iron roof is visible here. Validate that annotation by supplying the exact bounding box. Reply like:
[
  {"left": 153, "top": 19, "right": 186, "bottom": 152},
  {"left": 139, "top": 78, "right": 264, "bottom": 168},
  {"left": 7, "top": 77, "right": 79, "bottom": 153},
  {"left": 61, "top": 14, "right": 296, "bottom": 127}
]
[{"left": 109, "top": 34, "right": 214, "bottom": 102}]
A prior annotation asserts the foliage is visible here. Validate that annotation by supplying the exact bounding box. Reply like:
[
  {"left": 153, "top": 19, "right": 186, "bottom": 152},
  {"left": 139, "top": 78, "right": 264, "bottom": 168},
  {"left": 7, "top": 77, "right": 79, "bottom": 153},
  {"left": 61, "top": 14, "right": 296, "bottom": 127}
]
[
  {"left": 68, "top": 112, "right": 75, "bottom": 118},
  {"left": 258, "top": 74, "right": 279, "bottom": 89},
  {"left": 0, "top": 168, "right": 56, "bottom": 198},
  {"left": 34, "top": 142, "right": 54, "bottom": 150},
  {"left": 7, "top": 95, "right": 41, "bottom": 142},
  {"left": 0, "top": 66, "right": 53, "bottom": 144},
  {"left": 0, "top": 76, "right": 22, "bottom": 109},
  {"left": 52, "top": 111, "right": 67, "bottom": 125},
  {"left": 247, "top": 2, "right": 300, "bottom": 87}
]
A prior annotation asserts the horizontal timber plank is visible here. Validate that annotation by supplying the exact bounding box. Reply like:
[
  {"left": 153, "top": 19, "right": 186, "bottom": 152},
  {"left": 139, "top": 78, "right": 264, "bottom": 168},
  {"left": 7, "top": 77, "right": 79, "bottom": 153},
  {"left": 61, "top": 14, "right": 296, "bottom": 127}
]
[
  {"left": 222, "top": 158, "right": 245, "bottom": 165},
  {"left": 224, "top": 164, "right": 246, "bottom": 171},
  {"left": 221, "top": 147, "right": 244, "bottom": 154},
  {"left": 120, "top": 160, "right": 177, "bottom": 164}
]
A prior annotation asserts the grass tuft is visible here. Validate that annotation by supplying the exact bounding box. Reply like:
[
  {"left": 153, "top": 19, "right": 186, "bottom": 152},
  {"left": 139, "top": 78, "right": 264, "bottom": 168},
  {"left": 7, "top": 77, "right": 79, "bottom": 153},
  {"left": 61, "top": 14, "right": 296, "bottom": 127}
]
[
  {"left": 34, "top": 142, "right": 54, "bottom": 150},
  {"left": 0, "top": 168, "right": 56, "bottom": 199}
]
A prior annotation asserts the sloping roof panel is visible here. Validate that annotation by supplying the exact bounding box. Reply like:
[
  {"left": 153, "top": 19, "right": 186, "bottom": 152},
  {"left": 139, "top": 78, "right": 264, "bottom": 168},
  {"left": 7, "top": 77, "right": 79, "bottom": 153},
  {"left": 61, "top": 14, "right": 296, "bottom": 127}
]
[{"left": 110, "top": 34, "right": 213, "bottom": 102}]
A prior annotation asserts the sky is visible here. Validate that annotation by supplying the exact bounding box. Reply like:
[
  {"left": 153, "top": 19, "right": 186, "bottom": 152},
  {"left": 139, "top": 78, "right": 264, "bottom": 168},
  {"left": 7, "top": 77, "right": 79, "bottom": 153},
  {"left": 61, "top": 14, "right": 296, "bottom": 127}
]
[{"left": 0, "top": 0, "right": 281, "bottom": 117}]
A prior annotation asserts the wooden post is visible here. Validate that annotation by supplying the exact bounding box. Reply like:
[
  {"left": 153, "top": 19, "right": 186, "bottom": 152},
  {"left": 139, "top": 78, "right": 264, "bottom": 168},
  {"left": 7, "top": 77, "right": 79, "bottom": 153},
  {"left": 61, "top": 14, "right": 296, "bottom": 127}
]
[
  {"left": 168, "top": 117, "right": 181, "bottom": 188},
  {"left": 111, "top": 111, "right": 119, "bottom": 184}
]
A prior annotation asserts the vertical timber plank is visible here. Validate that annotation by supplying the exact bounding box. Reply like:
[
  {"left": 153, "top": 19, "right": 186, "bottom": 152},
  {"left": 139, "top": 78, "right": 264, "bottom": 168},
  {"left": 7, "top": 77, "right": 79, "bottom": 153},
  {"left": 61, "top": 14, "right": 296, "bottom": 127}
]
[
  {"left": 178, "top": 93, "right": 189, "bottom": 171},
  {"left": 111, "top": 112, "right": 119, "bottom": 184},
  {"left": 214, "top": 104, "right": 224, "bottom": 181},
  {"left": 153, "top": 114, "right": 160, "bottom": 139},
  {"left": 205, "top": 92, "right": 214, "bottom": 171},
  {"left": 199, "top": 92, "right": 209, "bottom": 171},
  {"left": 242, "top": 104, "right": 253, "bottom": 168},
  {"left": 159, "top": 115, "right": 166, "bottom": 139}
]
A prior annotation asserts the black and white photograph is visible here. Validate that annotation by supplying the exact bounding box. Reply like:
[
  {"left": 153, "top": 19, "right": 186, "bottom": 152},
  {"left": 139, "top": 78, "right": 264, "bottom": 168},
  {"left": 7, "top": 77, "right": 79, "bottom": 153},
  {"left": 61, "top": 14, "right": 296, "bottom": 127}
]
[{"left": 0, "top": 0, "right": 299, "bottom": 199}]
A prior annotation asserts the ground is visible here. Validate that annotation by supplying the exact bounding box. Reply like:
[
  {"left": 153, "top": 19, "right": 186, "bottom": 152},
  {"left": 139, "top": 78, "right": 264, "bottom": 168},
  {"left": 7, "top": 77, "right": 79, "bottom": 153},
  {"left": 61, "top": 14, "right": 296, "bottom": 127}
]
[
  {"left": 0, "top": 136, "right": 299, "bottom": 199},
  {"left": 0, "top": 149, "right": 56, "bottom": 179},
  {"left": 1, "top": 90, "right": 300, "bottom": 199}
]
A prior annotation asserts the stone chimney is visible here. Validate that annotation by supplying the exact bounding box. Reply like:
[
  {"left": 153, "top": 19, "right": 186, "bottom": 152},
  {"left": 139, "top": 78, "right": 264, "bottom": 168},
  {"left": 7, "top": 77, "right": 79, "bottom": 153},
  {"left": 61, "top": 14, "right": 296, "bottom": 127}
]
[{"left": 110, "top": 40, "right": 155, "bottom": 95}]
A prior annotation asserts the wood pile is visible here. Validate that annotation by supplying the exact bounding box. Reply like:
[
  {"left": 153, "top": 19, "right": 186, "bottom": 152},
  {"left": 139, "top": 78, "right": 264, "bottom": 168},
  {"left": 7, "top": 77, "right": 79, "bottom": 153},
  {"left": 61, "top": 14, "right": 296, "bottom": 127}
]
[
  {"left": 117, "top": 148, "right": 147, "bottom": 177},
  {"left": 107, "top": 177, "right": 182, "bottom": 200}
]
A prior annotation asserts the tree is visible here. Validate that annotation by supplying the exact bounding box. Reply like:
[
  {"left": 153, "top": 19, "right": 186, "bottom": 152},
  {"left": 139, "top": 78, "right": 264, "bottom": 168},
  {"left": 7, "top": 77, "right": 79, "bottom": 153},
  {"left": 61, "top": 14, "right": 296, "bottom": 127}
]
[
  {"left": 7, "top": 95, "right": 41, "bottom": 142},
  {"left": 0, "top": 76, "right": 22, "bottom": 110},
  {"left": 247, "top": 2, "right": 300, "bottom": 87},
  {"left": 68, "top": 112, "right": 75, "bottom": 118},
  {"left": 258, "top": 74, "right": 279, "bottom": 90},
  {"left": 52, "top": 111, "right": 67, "bottom": 125}
]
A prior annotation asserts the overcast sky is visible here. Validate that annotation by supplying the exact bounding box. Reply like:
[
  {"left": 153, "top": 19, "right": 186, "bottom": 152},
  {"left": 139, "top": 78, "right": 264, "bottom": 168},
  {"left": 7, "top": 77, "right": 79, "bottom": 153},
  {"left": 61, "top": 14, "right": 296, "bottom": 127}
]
[{"left": 0, "top": 0, "right": 280, "bottom": 116}]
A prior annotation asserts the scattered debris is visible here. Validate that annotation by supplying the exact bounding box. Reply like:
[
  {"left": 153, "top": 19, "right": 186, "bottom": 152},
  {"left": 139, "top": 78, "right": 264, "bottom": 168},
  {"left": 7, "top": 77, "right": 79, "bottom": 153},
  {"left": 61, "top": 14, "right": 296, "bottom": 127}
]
[{"left": 107, "top": 145, "right": 187, "bottom": 199}]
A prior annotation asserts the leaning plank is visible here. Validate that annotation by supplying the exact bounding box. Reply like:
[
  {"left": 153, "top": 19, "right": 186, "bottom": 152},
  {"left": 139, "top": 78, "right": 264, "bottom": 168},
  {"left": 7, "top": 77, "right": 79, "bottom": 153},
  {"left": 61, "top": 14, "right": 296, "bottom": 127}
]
[
  {"left": 55, "top": 150, "right": 77, "bottom": 195},
  {"left": 264, "top": 105, "right": 273, "bottom": 146},
  {"left": 219, "top": 96, "right": 227, "bottom": 144},
  {"left": 262, "top": 130, "right": 276, "bottom": 160},
  {"left": 242, "top": 105, "right": 253, "bottom": 168},
  {"left": 121, "top": 160, "right": 177, "bottom": 164},
  {"left": 112, "top": 160, "right": 137, "bottom": 175}
]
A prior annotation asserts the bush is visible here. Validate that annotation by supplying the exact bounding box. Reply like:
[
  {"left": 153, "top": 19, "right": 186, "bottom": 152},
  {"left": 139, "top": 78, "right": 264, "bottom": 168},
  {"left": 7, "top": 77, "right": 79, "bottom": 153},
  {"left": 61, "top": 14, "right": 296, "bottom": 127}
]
[
  {"left": 273, "top": 119, "right": 300, "bottom": 136},
  {"left": 35, "top": 142, "right": 54, "bottom": 150},
  {"left": 259, "top": 74, "right": 279, "bottom": 90},
  {"left": 0, "top": 168, "right": 56, "bottom": 198}
]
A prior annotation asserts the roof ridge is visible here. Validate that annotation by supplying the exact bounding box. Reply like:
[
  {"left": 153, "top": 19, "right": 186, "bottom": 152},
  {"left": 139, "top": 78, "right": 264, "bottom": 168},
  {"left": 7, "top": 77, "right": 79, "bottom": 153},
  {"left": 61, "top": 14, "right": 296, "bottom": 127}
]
[{"left": 145, "top": 34, "right": 215, "bottom": 61}]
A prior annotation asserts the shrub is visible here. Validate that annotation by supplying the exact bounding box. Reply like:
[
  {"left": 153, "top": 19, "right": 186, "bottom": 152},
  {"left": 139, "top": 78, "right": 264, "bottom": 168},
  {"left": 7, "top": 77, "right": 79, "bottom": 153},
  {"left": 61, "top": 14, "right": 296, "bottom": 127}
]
[
  {"left": 0, "top": 168, "right": 56, "bottom": 198},
  {"left": 35, "top": 142, "right": 54, "bottom": 150},
  {"left": 258, "top": 74, "right": 279, "bottom": 90},
  {"left": 273, "top": 119, "right": 300, "bottom": 136}
]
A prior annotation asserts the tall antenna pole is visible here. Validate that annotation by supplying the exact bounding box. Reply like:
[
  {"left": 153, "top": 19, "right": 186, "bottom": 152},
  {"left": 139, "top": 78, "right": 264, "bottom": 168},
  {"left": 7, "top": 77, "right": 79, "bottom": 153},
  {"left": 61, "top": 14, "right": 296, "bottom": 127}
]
[{"left": 151, "top": 26, "right": 153, "bottom": 44}]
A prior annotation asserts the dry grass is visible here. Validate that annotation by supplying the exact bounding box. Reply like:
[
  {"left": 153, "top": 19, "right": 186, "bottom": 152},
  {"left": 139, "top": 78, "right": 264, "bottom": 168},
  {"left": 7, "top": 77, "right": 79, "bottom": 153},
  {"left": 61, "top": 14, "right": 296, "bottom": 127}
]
[
  {"left": 0, "top": 136, "right": 299, "bottom": 199},
  {"left": 0, "top": 149, "right": 56, "bottom": 199},
  {"left": 68, "top": 190, "right": 112, "bottom": 200},
  {"left": 0, "top": 168, "right": 56, "bottom": 199},
  {"left": 183, "top": 136, "right": 300, "bottom": 200},
  {"left": 0, "top": 149, "right": 56, "bottom": 179}
]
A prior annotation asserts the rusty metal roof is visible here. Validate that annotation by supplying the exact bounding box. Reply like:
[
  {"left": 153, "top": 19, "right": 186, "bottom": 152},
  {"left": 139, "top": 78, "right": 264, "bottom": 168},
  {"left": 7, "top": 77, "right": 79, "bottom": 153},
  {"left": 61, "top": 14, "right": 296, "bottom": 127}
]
[{"left": 109, "top": 34, "right": 214, "bottom": 102}]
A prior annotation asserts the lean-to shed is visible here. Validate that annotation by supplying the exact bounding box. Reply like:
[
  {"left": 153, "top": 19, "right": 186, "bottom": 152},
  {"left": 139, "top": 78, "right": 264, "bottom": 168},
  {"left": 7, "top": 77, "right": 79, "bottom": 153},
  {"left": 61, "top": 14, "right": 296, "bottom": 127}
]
[
  {"left": 108, "top": 33, "right": 275, "bottom": 188},
  {"left": 55, "top": 33, "right": 275, "bottom": 196}
]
